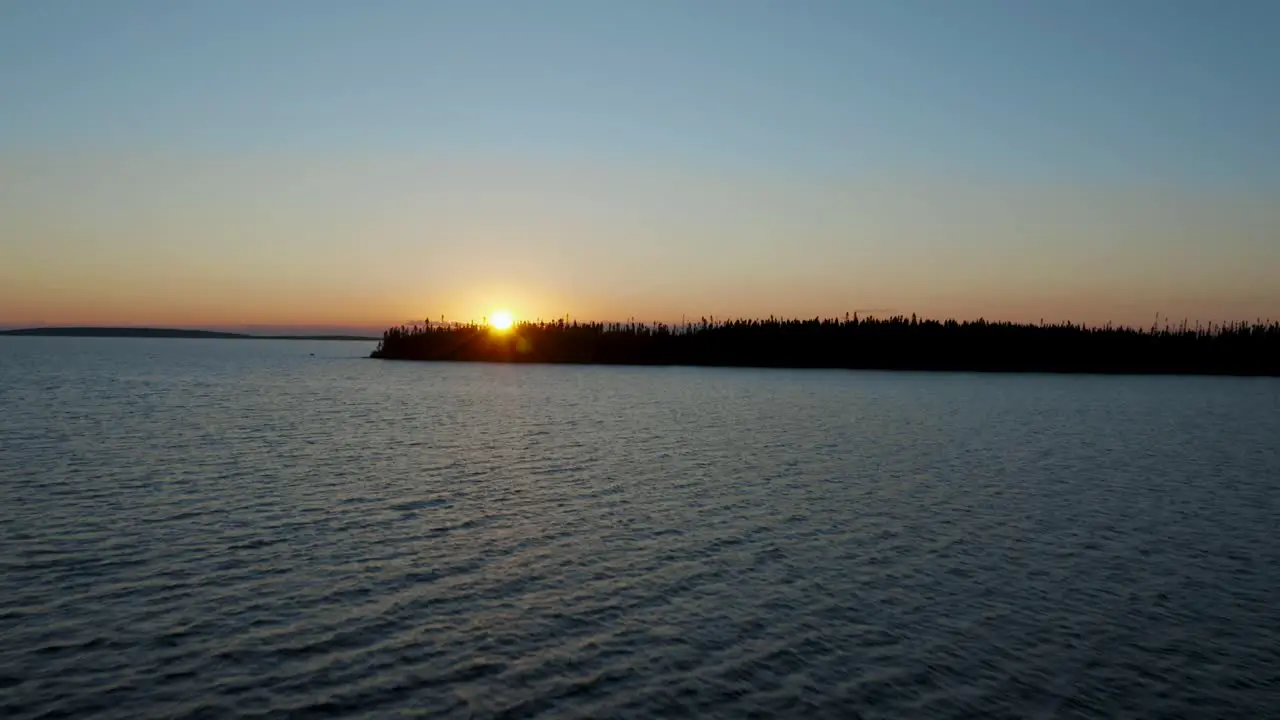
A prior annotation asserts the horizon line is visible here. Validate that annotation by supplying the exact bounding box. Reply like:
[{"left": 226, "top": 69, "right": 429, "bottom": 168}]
[{"left": 5, "top": 309, "right": 1278, "bottom": 335}]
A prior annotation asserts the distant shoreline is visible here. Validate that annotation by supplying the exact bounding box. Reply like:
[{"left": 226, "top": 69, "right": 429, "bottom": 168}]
[
  {"left": 0, "top": 327, "right": 378, "bottom": 341},
  {"left": 369, "top": 354, "right": 1280, "bottom": 378},
  {"left": 370, "top": 316, "right": 1280, "bottom": 377}
]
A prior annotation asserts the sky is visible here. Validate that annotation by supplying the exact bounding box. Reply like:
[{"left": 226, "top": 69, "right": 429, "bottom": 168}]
[{"left": 2, "top": 0, "right": 1278, "bottom": 332}]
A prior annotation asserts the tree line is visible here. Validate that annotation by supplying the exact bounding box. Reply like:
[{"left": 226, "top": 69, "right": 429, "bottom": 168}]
[{"left": 372, "top": 314, "right": 1280, "bottom": 375}]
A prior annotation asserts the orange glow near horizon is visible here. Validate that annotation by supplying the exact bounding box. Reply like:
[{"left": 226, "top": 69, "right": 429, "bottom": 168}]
[
  {"left": 2, "top": 157, "right": 1276, "bottom": 333},
  {"left": 3, "top": 295, "right": 1276, "bottom": 334},
  {"left": 1, "top": 280, "right": 1275, "bottom": 334}
]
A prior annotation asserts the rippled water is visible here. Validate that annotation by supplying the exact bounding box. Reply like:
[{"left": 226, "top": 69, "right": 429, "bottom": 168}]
[{"left": 2, "top": 337, "right": 1278, "bottom": 718}]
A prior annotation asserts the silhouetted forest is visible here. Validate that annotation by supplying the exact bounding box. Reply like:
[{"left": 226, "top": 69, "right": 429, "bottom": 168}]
[{"left": 372, "top": 315, "right": 1280, "bottom": 376}]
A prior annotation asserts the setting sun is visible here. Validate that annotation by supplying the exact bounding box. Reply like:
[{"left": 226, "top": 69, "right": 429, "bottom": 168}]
[{"left": 489, "top": 310, "right": 514, "bottom": 331}]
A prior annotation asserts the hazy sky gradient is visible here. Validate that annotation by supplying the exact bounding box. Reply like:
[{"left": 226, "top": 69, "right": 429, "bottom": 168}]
[{"left": 2, "top": 0, "right": 1278, "bottom": 329}]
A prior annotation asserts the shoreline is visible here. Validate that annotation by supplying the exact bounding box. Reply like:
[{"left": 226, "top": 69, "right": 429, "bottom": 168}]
[
  {"left": 1, "top": 328, "right": 378, "bottom": 341},
  {"left": 370, "top": 315, "right": 1280, "bottom": 377},
  {"left": 368, "top": 353, "right": 1280, "bottom": 378}
]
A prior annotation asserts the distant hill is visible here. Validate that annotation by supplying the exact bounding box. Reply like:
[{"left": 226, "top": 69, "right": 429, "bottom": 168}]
[
  {"left": 256, "top": 334, "right": 379, "bottom": 341},
  {"left": 1, "top": 327, "right": 377, "bottom": 341}
]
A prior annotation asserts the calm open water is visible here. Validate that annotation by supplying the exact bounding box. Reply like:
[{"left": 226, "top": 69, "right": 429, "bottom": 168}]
[{"left": 1, "top": 337, "right": 1278, "bottom": 719}]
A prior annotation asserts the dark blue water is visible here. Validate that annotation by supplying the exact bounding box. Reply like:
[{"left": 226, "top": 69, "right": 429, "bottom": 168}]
[{"left": 2, "top": 337, "right": 1278, "bottom": 718}]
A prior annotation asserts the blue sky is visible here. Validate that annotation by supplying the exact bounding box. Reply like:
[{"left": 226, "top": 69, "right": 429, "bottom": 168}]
[{"left": 2, "top": 1, "right": 1277, "bottom": 328}]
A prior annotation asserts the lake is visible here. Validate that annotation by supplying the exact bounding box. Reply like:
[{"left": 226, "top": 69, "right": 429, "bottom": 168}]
[{"left": 2, "top": 337, "right": 1278, "bottom": 718}]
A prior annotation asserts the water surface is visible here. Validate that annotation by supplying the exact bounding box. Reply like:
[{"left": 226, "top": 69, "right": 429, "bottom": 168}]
[{"left": 2, "top": 337, "right": 1278, "bottom": 718}]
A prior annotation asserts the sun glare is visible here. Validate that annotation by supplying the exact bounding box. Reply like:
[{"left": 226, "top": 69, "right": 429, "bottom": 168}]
[{"left": 489, "top": 310, "right": 514, "bottom": 331}]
